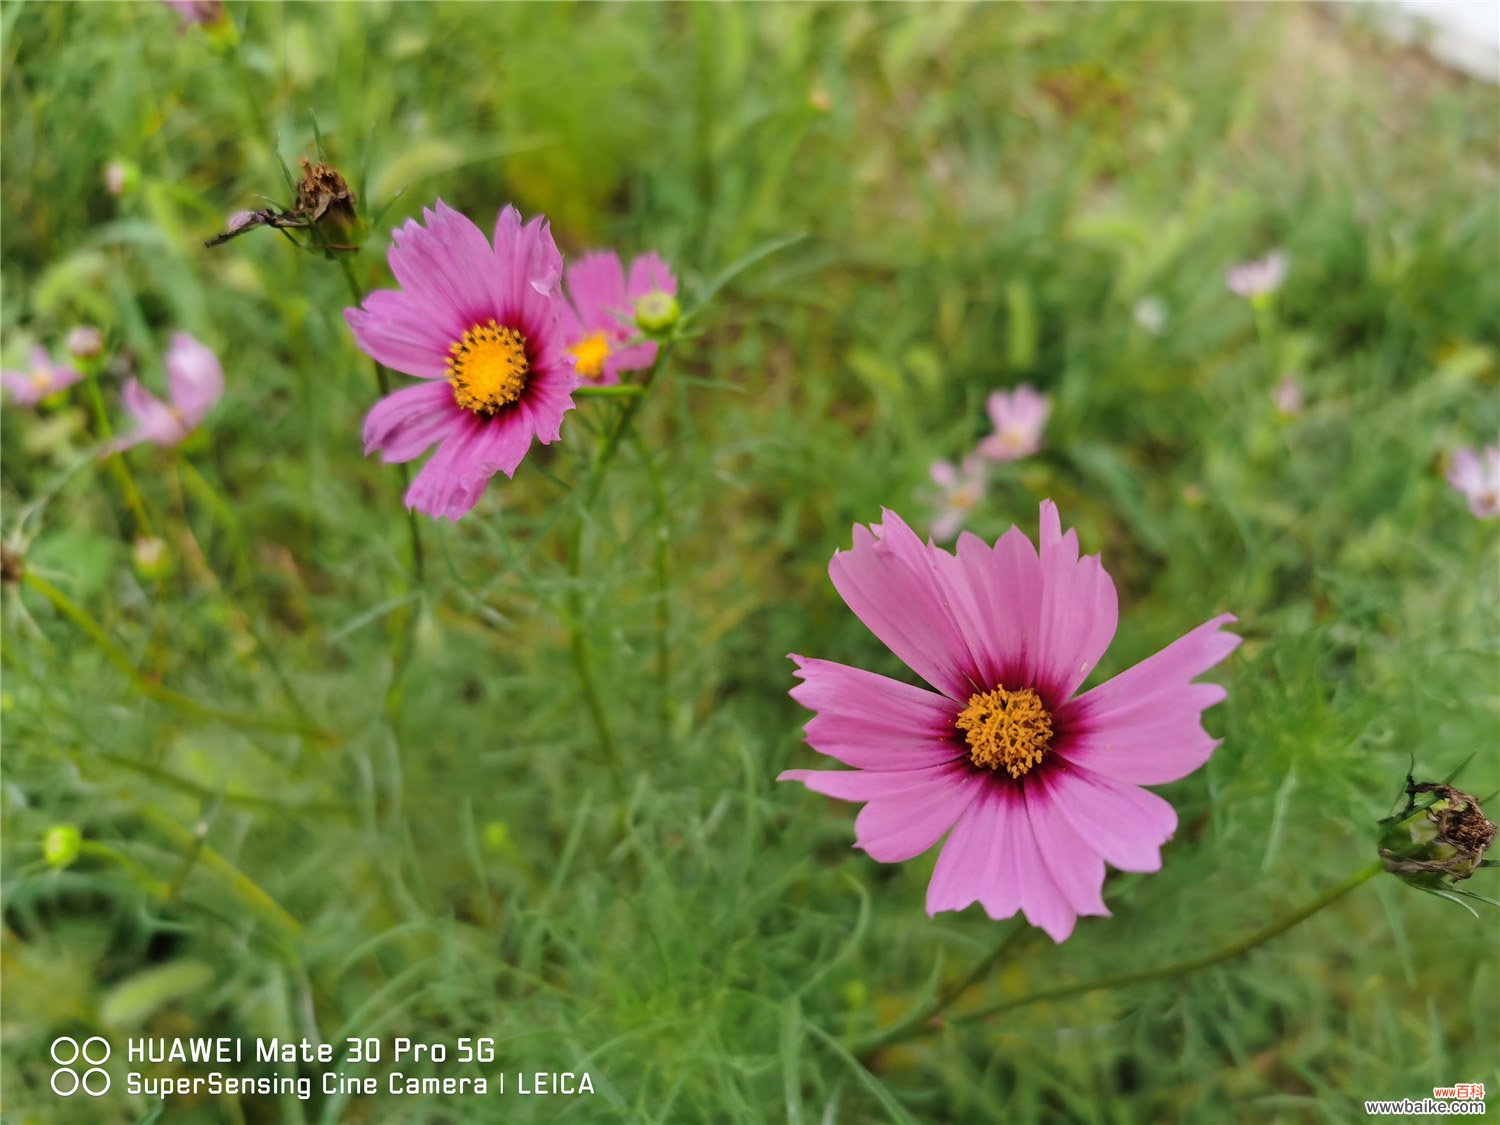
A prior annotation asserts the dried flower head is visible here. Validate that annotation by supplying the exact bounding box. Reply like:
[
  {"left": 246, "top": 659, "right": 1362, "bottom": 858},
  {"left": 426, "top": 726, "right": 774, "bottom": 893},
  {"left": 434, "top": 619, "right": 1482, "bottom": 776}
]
[{"left": 1381, "top": 779, "right": 1495, "bottom": 886}]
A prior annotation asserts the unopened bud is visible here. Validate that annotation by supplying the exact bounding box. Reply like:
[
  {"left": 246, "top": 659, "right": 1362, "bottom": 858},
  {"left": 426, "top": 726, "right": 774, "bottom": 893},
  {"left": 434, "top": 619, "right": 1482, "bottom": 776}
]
[
  {"left": 1380, "top": 781, "right": 1495, "bottom": 885},
  {"left": 104, "top": 159, "right": 139, "bottom": 197},
  {"left": 43, "top": 825, "right": 82, "bottom": 868},
  {"left": 634, "top": 291, "right": 680, "bottom": 337},
  {"left": 66, "top": 326, "right": 105, "bottom": 361},
  {"left": 132, "top": 536, "right": 173, "bottom": 581}
]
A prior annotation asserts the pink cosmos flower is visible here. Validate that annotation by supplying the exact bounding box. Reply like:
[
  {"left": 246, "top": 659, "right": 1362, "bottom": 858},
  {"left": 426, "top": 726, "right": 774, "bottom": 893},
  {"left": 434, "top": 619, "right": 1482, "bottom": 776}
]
[
  {"left": 66, "top": 325, "right": 105, "bottom": 360},
  {"left": 927, "top": 455, "right": 988, "bottom": 542},
  {"left": 2, "top": 347, "right": 83, "bottom": 406},
  {"left": 160, "top": 0, "right": 224, "bottom": 28},
  {"left": 978, "top": 385, "right": 1050, "bottom": 463},
  {"left": 1225, "top": 251, "right": 1288, "bottom": 300},
  {"left": 1446, "top": 445, "right": 1500, "bottom": 520},
  {"left": 560, "top": 251, "right": 677, "bottom": 385},
  {"left": 1272, "top": 375, "right": 1303, "bottom": 417},
  {"left": 780, "top": 502, "right": 1239, "bottom": 942},
  {"left": 348, "top": 201, "right": 579, "bottom": 520},
  {"left": 110, "top": 333, "right": 223, "bottom": 451}
]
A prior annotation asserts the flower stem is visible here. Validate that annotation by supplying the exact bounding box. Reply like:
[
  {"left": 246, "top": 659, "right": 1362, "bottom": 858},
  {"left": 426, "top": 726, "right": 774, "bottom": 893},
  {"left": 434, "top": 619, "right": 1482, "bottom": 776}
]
[
  {"left": 628, "top": 428, "right": 674, "bottom": 744},
  {"left": 564, "top": 344, "right": 676, "bottom": 784},
  {"left": 80, "top": 366, "right": 153, "bottom": 538},
  {"left": 23, "top": 571, "right": 332, "bottom": 743},
  {"left": 854, "top": 861, "right": 1384, "bottom": 1054}
]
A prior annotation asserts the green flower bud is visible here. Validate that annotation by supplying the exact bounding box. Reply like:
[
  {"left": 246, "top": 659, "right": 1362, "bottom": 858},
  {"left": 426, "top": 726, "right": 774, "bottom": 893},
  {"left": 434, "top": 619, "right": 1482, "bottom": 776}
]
[
  {"left": 43, "top": 825, "right": 82, "bottom": 868},
  {"left": 132, "top": 536, "right": 174, "bottom": 581},
  {"left": 1379, "top": 781, "right": 1495, "bottom": 886},
  {"left": 634, "top": 291, "right": 680, "bottom": 337}
]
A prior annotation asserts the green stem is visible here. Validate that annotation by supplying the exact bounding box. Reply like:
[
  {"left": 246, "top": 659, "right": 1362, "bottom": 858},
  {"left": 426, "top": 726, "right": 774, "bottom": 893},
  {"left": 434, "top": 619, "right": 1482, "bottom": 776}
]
[
  {"left": 564, "top": 343, "right": 675, "bottom": 785},
  {"left": 627, "top": 428, "right": 673, "bottom": 743},
  {"left": 80, "top": 365, "right": 153, "bottom": 538},
  {"left": 855, "top": 861, "right": 1384, "bottom": 1054},
  {"left": 23, "top": 571, "right": 332, "bottom": 743}
]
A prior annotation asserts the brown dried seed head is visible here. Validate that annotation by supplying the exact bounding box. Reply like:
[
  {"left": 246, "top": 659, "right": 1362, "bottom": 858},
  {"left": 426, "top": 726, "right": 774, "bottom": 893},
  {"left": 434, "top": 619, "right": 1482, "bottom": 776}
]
[{"left": 295, "top": 158, "right": 357, "bottom": 224}]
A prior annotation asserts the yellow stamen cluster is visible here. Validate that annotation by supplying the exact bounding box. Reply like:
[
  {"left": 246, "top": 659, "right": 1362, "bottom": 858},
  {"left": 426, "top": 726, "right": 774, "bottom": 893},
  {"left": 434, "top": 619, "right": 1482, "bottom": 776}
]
[
  {"left": 448, "top": 320, "right": 529, "bottom": 416},
  {"left": 955, "top": 685, "right": 1054, "bottom": 778},
  {"left": 568, "top": 332, "right": 611, "bottom": 381}
]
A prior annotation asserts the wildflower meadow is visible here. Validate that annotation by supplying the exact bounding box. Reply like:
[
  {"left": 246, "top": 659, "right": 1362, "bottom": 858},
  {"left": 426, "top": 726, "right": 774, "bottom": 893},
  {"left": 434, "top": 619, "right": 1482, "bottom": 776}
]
[{"left": 3, "top": 3, "right": 1497, "bottom": 1122}]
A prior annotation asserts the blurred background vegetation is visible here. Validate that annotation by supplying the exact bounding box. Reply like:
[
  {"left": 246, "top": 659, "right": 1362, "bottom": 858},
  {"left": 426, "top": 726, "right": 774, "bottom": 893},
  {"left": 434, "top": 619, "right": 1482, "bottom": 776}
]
[{"left": 3, "top": 2, "right": 1497, "bottom": 1121}]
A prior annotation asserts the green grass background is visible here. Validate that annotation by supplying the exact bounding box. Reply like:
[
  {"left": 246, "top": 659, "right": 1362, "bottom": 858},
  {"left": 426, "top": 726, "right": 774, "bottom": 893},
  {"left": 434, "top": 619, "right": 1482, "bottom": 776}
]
[{"left": 3, "top": 2, "right": 1497, "bottom": 1122}]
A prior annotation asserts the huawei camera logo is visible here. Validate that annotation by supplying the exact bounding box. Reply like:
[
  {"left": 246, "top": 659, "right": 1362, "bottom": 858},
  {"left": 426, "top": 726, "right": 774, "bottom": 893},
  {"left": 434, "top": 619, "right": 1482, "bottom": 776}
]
[{"left": 50, "top": 1036, "right": 111, "bottom": 1097}]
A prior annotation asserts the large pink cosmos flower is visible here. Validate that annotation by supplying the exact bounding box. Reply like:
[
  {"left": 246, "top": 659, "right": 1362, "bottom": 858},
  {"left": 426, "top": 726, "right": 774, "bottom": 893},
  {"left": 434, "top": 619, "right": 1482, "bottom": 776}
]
[
  {"left": 2, "top": 347, "right": 83, "bottom": 406},
  {"left": 780, "top": 502, "right": 1239, "bottom": 942},
  {"left": 347, "top": 201, "right": 579, "bottom": 520},
  {"left": 560, "top": 251, "right": 677, "bottom": 386},
  {"left": 109, "top": 333, "right": 222, "bottom": 451}
]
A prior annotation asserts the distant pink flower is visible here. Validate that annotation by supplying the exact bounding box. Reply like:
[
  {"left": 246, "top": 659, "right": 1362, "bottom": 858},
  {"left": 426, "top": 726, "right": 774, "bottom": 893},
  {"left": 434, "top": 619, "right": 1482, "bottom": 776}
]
[
  {"left": 348, "top": 201, "right": 578, "bottom": 520},
  {"left": 103, "top": 161, "right": 129, "bottom": 197},
  {"left": 1272, "top": 375, "right": 1303, "bottom": 417},
  {"left": 927, "top": 455, "right": 988, "bottom": 541},
  {"left": 161, "top": 0, "right": 224, "bottom": 27},
  {"left": 780, "top": 503, "right": 1239, "bottom": 942},
  {"left": 2, "top": 347, "right": 83, "bottom": 406},
  {"left": 1225, "top": 251, "right": 1288, "bottom": 300},
  {"left": 561, "top": 251, "right": 677, "bottom": 385},
  {"left": 66, "top": 326, "right": 105, "bottom": 360},
  {"left": 110, "top": 333, "right": 223, "bottom": 451},
  {"left": 1446, "top": 445, "right": 1500, "bottom": 520},
  {"left": 979, "top": 385, "right": 1049, "bottom": 463}
]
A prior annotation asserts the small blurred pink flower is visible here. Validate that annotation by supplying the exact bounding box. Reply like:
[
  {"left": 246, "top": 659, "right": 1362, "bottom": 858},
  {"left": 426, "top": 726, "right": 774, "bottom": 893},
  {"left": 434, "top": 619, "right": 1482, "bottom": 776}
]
[
  {"left": 780, "top": 503, "right": 1239, "bottom": 942},
  {"left": 927, "top": 455, "right": 988, "bottom": 542},
  {"left": 104, "top": 161, "right": 128, "bottom": 196},
  {"left": 1272, "top": 375, "right": 1303, "bottom": 417},
  {"left": 348, "top": 200, "right": 578, "bottom": 520},
  {"left": 1446, "top": 445, "right": 1500, "bottom": 520},
  {"left": 109, "top": 333, "right": 223, "bottom": 451},
  {"left": 161, "top": 0, "right": 224, "bottom": 27},
  {"left": 66, "top": 326, "right": 105, "bottom": 360},
  {"left": 979, "top": 385, "right": 1049, "bottom": 463},
  {"left": 561, "top": 251, "right": 677, "bottom": 385},
  {"left": 2, "top": 347, "right": 83, "bottom": 406},
  {"left": 1225, "top": 251, "right": 1288, "bottom": 300}
]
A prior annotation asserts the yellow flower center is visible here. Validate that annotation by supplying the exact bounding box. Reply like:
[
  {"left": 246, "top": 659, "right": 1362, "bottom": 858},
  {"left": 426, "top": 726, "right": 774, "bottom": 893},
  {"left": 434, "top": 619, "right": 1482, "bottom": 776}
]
[
  {"left": 32, "top": 371, "right": 51, "bottom": 391},
  {"left": 448, "top": 320, "right": 529, "bottom": 416},
  {"left": 568, "top": 332, "right": 611, "bottom": 381},
  {"left": 955, "top": 686, "right": 1054, "bottom": 778}
]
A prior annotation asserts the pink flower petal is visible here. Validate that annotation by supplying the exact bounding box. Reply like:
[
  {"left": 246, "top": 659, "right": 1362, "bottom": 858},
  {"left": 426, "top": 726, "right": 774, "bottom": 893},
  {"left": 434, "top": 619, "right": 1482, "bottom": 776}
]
[
  {"left": 1033, "top": 500, "right": 1118, "bottom": 703},
  {"left": 779, "top": 762, "right": 983, "bottom": 863},
  {"left": 1024, "top": 781, "right": 1109, "bottom": 923},
  {"left": 112, "top": 378, "right": 183, "bottom": 450},
  {"left": 948, "top": 526, "right": 1043, "bottom": 690},
  {"left": 1037, "top": 763, "right": 1177, "bottom": 873},
  {"left": 164, "top": 332, "right": 223, "bottom": 427},
  {"left": 494, "top": 206, "right": 564, "bottom": 308},
  {"left": 828, "top": 511, "right": 979, "bottom": 700},
  {"left": 363, "top": 380, "right": 461, "bottom": 463},
  {"left": 925, "top": 784, "right": 1020, "bottom": 918},
  {"left": 1056, "top": 613, "right": 1239, "bottom": 785},
  {"left": 626, "top": 250, "right": 677, "bottom": 298},
  {"left": 388, "top": 200, "right": 497, "bottom": 338},
  {"left": 1004, "top": 785, "right": 1080, "bottom": 941},
  {"left": 345, "top": 290, "right": 455, "bottom": 380},
  {"left": 789, "top": 654, "right": 963, "bottom": 771}
]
